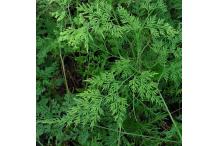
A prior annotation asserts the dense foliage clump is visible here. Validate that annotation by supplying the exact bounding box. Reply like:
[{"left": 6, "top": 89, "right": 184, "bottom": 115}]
[{"left": 37, "top": 0, "right": 182, "bottom": 145}]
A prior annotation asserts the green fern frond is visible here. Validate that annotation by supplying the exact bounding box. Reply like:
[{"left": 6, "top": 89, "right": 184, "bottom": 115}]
[
  {"left": 118, "top": 6, "right": 142, "bottom": 31},
  {"left": 59, "top": 26, "right": 90, "bottom": 52},
  {"left": 129, "top": 71, "right": 163, "bottom": 106},
  {"left": 68, "top": 89, "right": 103, "bottom": 127},
  {"left": 111, "top": 58, "right": 134, "bottom": 79},
  {"left": 146, "top": 16, "right": 178, "bottom": 38}
]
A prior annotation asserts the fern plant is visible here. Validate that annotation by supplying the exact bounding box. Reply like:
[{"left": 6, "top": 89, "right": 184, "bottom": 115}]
[{"left": 37, "top": 0, "right": 182, "bottom": 145}]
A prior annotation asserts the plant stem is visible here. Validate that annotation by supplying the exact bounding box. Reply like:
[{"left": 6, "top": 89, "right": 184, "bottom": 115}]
[
  {"left": 158, "top": 68, "right": 182, "bottom": 141},
  {"left": 159, "top": 90, "right": 182, "bottom": 141},
  {"left": 59, "top": 48, "right": 70, "bottom": 93},
  {"left": 117, "top": 126, "right": 121, "bottom": 146},
  {"left": 132, "top": 94, "right": 138, "bottom": 121},
  {"left": 95, "top": 125, "right": 179, "bottom": 143}
]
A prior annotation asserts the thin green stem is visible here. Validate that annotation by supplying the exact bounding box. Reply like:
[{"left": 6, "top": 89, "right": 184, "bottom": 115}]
[
  {"left": 132, "top": 93, "right": 138, "bottom": 122},
  {"left": 159, "top": 91, "right": 182, "bottom": 140},
  {"left": 117, "top": 126, "right": 122, "bottom": 146},
  {"left": 158, "top": 67, "right": 182, "bottom": 141},
  {"left": 95, "top": 125, "right": 179, "bottom": 143},
  {"left": 67, "top": 2, "right": 73, "bottom": 26}
]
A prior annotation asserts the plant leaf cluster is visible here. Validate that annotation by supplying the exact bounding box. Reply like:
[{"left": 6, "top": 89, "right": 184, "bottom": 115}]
[{"left": 37, "top": 0, "right": 182, "bottom": 145}]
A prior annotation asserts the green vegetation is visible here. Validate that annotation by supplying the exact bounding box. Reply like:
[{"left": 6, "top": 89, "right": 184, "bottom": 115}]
[{"left": 37, "top": 0, "right": 182, "bottom": 145}]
